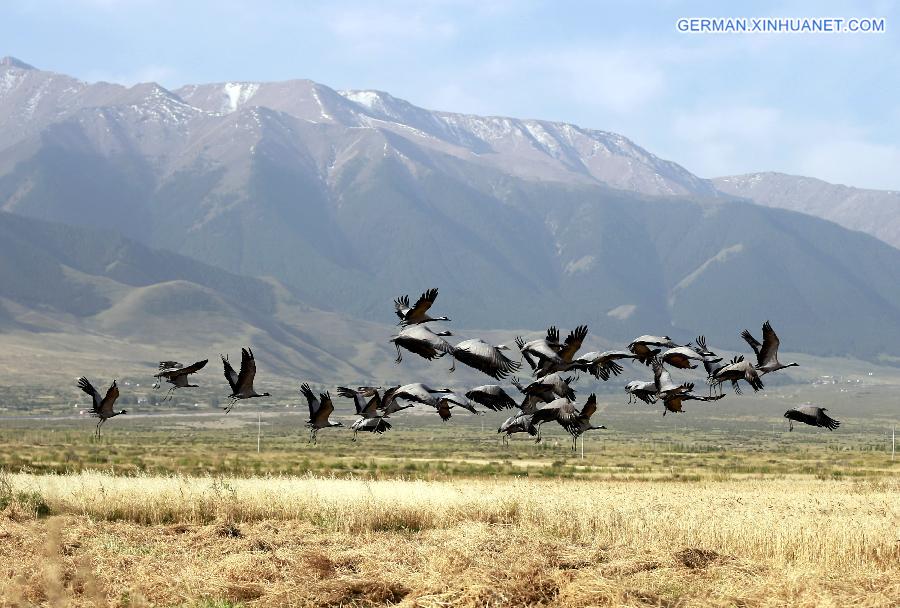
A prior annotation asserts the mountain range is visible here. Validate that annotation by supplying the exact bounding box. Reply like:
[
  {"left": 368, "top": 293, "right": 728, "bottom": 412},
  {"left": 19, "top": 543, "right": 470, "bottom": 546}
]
[
  {"left": 2, "top": 55, "right": 900, "bottom": 368},
  {"left": 713, "top": 172, "right": 900, "bottom": 250}
]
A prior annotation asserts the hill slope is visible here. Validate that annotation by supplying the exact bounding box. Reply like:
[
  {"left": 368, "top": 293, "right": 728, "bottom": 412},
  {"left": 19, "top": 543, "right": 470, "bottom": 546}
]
[{"left": 0, "top": 211, "right": 396, "bottom": 384}]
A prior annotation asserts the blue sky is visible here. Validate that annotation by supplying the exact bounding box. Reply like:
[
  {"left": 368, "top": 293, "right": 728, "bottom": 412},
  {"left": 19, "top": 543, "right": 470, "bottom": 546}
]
[{"left": 4, "top": 0, "right": 898, "bottom": 189}]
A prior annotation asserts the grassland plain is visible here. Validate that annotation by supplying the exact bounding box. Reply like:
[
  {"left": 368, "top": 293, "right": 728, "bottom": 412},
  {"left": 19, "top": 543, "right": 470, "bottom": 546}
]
[
  {"left": 1, "top": 380, "right": 898, "bottom": 606},
  {"left": 0, "top": 472, "right": 898, "bottom": 607},
  {"left": 0, "top": 408, "right": 896, "bottom": 480}
]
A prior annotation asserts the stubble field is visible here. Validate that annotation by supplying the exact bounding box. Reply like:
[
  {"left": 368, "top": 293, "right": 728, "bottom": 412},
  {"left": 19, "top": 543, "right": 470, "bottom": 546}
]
[{"left": 1, "top": 468, "right": 898, "bottom": 607}]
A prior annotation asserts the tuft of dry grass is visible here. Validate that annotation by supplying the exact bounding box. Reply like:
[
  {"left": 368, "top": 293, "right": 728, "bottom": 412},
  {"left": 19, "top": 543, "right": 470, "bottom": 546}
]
[{"left": 1, "top": 472, "right": 898, "bottom": 606}]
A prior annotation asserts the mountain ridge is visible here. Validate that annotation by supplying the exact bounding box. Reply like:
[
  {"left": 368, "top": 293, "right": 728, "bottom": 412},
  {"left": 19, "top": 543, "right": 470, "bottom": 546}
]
[
  {"left": 713, "top": 171, "right": 900, "bottom": 250},
  {"left": 3, "top": 59, "right": 900, "bottom": 359}
]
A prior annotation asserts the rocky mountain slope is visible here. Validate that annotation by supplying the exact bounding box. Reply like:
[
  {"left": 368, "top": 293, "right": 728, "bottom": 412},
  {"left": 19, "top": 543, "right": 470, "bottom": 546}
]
[
  {"left": 3, "top": 57, "right": 900, "bottom": 359},
  {"left": 714, "top": 172, "right": 900, "bottom": 250}
]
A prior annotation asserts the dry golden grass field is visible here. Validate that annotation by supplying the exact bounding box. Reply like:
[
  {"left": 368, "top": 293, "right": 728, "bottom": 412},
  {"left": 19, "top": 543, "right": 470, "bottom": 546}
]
[{"left": 1, "top": 472, "right": 898, "bottom": 607}]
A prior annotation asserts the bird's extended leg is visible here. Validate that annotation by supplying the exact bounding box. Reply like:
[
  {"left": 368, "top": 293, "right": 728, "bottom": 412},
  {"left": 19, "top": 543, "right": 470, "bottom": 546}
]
[
  {"left": 394, "top": 344, "right": 403, "bottom": 364},
  {"left": 223, "top": 397, "right": 237, "bottom": 414},
  {"left": 448, "top": 356, "right": 456, "bottom": 373},
  {"left": 164, "top": 387, "right": 176, "bottom": 402},
  {"left": 789, "top": 420, "right": 793, "bottom": 432}
]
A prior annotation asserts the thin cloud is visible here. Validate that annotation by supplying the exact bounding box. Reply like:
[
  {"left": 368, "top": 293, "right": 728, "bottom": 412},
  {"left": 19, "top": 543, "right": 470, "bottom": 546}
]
[
  {"left": 84, "top": 64, "right": 178, "bottom": 87},
  {"left": 323, "top": 5, "right": 458, "bottom": 53},
  {"left": 420, "top": 47, "right": 667, "bottom": 119},
  {"left": 798, "top": 140, "right": 900, "bottom": 191}
]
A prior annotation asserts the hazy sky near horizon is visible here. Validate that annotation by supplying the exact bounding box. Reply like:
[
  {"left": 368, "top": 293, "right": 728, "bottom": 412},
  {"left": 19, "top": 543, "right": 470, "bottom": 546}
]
[{"left": 3, "top": 0, "right": 898, "bottom": 190}]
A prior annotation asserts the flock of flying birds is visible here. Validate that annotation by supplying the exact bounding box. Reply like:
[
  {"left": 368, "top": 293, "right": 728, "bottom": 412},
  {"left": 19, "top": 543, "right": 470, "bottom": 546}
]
[{"left": 75, "top": 288, "right": 840, "bottom": 445}]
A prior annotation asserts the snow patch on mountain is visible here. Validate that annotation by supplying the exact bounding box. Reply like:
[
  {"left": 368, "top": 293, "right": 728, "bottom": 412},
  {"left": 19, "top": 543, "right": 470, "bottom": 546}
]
[
  {"left": 223, "top": 82, "right": 259, "bottom": 113},
  {"left": 343, "top": 90, "right": 382, "bottom": 110},
  {"left": 565, "top": 255, "right": 595, "bottom": 274},
  {"left": 669, "top": 243, "right": 744, "bottom": 307}
]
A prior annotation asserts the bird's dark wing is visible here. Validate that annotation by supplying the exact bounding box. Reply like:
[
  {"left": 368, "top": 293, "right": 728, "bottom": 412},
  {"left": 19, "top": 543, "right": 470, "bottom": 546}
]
[
  {"left": 338, "top": 386, "right": 367, "bottom": 415},
  {"left": 100, "top": 381, "right": 120, "bottom": 417},
  {"left": 530, "top": 403, "right": 559, "bottom": 425},
  {"left": 179, "top": 359, "right": 208, "bottom": 375},
  {"left": 77, "top": 377, "right": 102, "bottom": 411},
  {"left": 816, "top": 409, "right": 840, "bottom": 430},
  {"left": 545, "top": 326, "right": 560, "bottom": 346},
  {"left": 523, "top": 381, "right": 554, "bottom": 396},
  {"left": 164, "top": 358, "right": 208, "bottom": 379},
  {"left": 408, "top": 288, "right": 438, "bottom": 320},
  {"left": 236, "top": 348, "right": 257, "bottom": 393},
  {"left": 221, "top": 355, "right": 239, "bottom": 393},
  {"left": 394, "top": 336, "right": 443, "bottom": 361},
  {"left": 560, "top": 376, "right": 577, "bottom": 401},
  {"left": 466, "top": 386, "right": 516, "bottom": 410},
  {"left": 300, "top": 383, "right": 319, "bottom": 416},
  {"left": 792, "top": 406, "right": 840, "bottom": 430},
  {"left": 741, "top": 330, "right": 762, "bottom": 356},
  {"left": 747, "top": 369, "right": 765, "bottom": 392},
  {"left": 634, "top": 388, "right": 656, "bottom": 405},
  {"left": 515, "top": 337, "right": 537, "bottom": 371},
  {"left": 638, "top": 392, "right": 657, "bottom": 405},
  {"left": 510, "top": 377, "right": 528, "bottom": 394},
  {"left": 601, "top": 360, "right": 625, "bottom": 379},
  {"left": 662, "top": 394, "right": 685, "bottom": 413},
  {"left": 394, "top": 294, "right": 410, "bottom": 320},
  {"left": 378, "top": 386, "right": 401, "bottom": 411},
  {"left": 694, "top": 336, "right": 709, "bottom": 354},
  {"left": 580, "top": 394, "right": 597, "bottom": 420},
  {"left": 441, "top": 394, "right": 478, "bottom": 415},
  {"left": 556, "top": 400, "right": 577, "bottom": 423},
  {"left": 317, "top": 392, "right": 335, "bottom": 424},
  {"left": 356, "top": 417, "right": 391, "bottom": 434},
  {"left": 363, "top": 391, "right": 382, "bottom": 416},
  {"left": 760, "top": 321, "right": 781, "bottom": 363},
  {"left": 688, "top": 393, "right": 724, "bottom": 402},
  {"left": 336, "top": 386, "right": 356, "bottom": 398},
  {"left": 454, "top": 341, "right": 520, "bottom": 380},
  {"left": 558, "top": 325, "right": 588, "bottom": 361},
  {"left": 702, "top": 356, "right": 725, "bottom": 378},
  {"left": 652, "top": 359, "right": 662, "bottom": 390}
]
